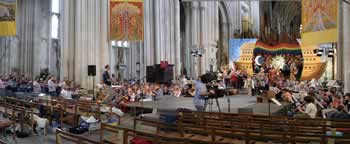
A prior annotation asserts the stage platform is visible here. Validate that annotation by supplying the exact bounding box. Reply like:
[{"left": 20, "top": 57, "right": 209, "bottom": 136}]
[{"left": 125, "top": 95, "right": 286, "bottom": 115}]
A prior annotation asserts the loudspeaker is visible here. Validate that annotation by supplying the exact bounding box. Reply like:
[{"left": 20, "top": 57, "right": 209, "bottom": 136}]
[
  {"left": 146, "top": 66, "right": 156, "bottom": 82},
  {"left": 88, "top": 65, "right": 96, "bottom": 76}
]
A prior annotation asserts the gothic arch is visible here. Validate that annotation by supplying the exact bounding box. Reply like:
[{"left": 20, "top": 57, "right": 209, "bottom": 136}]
[{"left": 218, "top": 2, "right": 230, "bottom": 67}]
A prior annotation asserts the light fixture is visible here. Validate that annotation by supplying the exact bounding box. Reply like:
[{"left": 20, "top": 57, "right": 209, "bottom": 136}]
[
  {"left": 123, "top": 41, "right": 129, "bottom": 47},
  {"left": 117, "top": 41, "right": 123, "bottom": 47}
]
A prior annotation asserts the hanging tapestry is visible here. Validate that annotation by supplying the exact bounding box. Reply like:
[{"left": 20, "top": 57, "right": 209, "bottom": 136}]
[
  {"left": 301, "top": 0, "right": 338, "bottom": 46},
  {"left": 0, "top": 0, "right": 16, "bottom": 36},
  {"left": 110, "top": 0, "right": 143, "bottom": 41}
]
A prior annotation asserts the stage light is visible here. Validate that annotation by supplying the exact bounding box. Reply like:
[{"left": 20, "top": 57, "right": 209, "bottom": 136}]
[
  {"left": 117, "top": 41, "right": 123, "bottom": 47},
  {"left": 123, "top": 41, "right": 129, "bottom": 47},
  {"left": 111, "top": 41, "right": 116, "bottom": 46}
]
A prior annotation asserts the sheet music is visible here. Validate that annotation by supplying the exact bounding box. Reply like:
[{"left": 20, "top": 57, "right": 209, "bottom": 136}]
[{"left": 270, "top": 98, "right": 282, "bottom": 106}]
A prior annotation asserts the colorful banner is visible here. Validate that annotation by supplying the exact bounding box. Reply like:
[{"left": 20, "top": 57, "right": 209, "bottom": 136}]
[
  {"left": 301, "top": 0, "right": 338, "bottom": 46},
  {"left": 253, "top": 41, "right": 303, "bottom": 56},
  {"left": 110, "top": 0, "right": 143, "bottom": 41},
  {"left": 0, "top": 0, "right": 16, "bottom": 36}
]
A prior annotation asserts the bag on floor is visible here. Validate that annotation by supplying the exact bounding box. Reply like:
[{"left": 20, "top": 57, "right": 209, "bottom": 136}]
[
  {"left": 68, "top": 127, "right": 87, "bottom": 134},
  {"left": 130, "top": 137, "right": 153, "bottom": 144},
  {"left": 16, "top": 131, "right": 30, "bottom": 138}
]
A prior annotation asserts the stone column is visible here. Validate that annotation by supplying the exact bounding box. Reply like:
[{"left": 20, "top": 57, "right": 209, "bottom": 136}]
[
  {"left": 191, "top": 2, "right": 200, "bottom": 78},
  {"left": 337, "top": 1, "right": 343, "bottom": 81},
  {"left": 0, "top": 0, "right": 51, "bottom": 78},
  {"left": 174, "top": 0, "right": 181, "bottom": 77},
  {"left": 151, "top": 0, "right": 180, "bottom": 78},
  {"left": 61, "top": 0, "right": 109, "bottom": 89},
  {"left": 342, "top": 1, "right": 350, "bottom": 93},
  {"left": 184, "top": 3, "right": 193, "bottom": 78}
]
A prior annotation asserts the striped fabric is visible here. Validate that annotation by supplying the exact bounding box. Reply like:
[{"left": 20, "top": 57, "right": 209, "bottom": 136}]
[{"left": 253, "top": 41, "right": 303, "bottom": 55}]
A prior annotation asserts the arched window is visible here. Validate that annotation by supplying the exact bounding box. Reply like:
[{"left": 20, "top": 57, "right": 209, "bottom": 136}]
[{"left": 51, "top": 0, "right": 60, "bottom": 39}]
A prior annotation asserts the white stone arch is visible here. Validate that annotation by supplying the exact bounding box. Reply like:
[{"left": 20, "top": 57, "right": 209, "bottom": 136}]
[{"left": 217, "top": 1, "right": 231, "bottom": 67}]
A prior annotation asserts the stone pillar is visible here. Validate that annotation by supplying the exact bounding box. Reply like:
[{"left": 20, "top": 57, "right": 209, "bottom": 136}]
[
  {"left": 337, "top": 0, "right": 344, "bottom": 81},
  {"left": 0, "top": 0, "right": 51, "bottom": 78},
  {"left": 174, "top": 0, "right": 181, "bottom": 78},
  {"left": 61, "top": 0, "right": 109, "bottom": 89},
  {"left": 191, "top": 2, "right": 200, "bottom": 78},
  {"left": 342, "top": 1, "right": 350, "bottom": 93},
  {"left": 144, "top": 0, "right": 155, "bottom": 66},
  {"left": 150, "top": 0, "right": 180, "bottom": 78},
  {"left": 184, "top": 3, "right": 194, "bottom": 78}
]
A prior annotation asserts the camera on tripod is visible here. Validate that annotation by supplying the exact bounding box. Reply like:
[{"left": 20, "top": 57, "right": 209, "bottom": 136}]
[{"left": 200, "top": 72, "right": 225, "bottom": 98}]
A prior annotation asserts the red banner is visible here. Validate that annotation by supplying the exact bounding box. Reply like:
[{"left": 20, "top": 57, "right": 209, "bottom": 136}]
[{"left": 110, "top": 0, "right": 143, "bottom": 41}]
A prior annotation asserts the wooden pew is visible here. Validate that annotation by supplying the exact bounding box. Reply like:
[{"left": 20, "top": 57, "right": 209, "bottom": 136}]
[
  {"left": 100, "top": 123, "right": 230, "bottom": 144},
  {"left": 1, "top": 103, "right": 35, "bottom": 135},
  {"left": 178, "top": 111, "right": 350, "bottom": 144},
  {"left": 134, "top": 110, "right": 350, "bottom": 144},
  {"left": 55, "top": 128, "right": 99, "bottom": 144},
  {"left": 3, "top": 96, "right": 122, "bottom": 130}
]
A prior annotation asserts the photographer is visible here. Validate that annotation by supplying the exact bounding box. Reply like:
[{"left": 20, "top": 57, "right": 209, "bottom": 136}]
[{"left": 188, "top": 75, "right": 215, "bottom": 112}]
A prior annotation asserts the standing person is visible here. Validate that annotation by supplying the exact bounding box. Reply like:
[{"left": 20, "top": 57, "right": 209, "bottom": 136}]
[
  {"left": 101, "top": 65, "right": 114, "bottom": 103},
  {"left": 188, "top": 75, "right": 214, "bottom": 112},
  {"left": 102, "top": 65, "right": 112, "bottom": 86},
  {"left": 48, "top": 76, "right": 58, "bottom": 96},
  {"left": 32, "top": 79, "right": 42, "bottom": 93}
]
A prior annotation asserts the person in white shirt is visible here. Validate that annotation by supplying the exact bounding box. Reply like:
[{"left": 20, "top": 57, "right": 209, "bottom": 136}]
[
  {"left": 297, "top": 96, "right": 318, "bottom": 118},
  {"left": 33, "top": 80, "right": 41, "bottom": 93},
  {"left": 61, "top": 87, "right": 73, "bottom": 99},
  {"left": 48, "top": 77, "right": 57, "bottom": 96},
  {"left": 180, "top": 75, "right": 187, "bottom": 88}
]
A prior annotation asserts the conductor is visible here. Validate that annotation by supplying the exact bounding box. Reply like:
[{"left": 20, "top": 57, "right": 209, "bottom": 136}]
[{"left": 102, "top": 65, "right": 112, "bottom": 86}]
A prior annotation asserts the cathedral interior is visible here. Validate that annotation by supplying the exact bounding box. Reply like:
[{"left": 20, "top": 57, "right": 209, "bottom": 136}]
[{"left": 1, "top": 0, "right": 350, "bottom": 144}]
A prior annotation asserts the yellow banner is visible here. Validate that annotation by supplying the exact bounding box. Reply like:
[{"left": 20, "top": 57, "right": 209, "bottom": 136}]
[
  {"left": 301, "top": 0, "right": 338, "bottom": 46},
  {"left": 0, "top": 0, "right": 16, "bottom": 36},
  {"left": 110, "top": 0, "right": 143, "bottom": 41}
]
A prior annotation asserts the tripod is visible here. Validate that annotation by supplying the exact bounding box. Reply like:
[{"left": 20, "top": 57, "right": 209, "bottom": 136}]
[{"left": 203, "top": 97, "right": 221, "bottom": 112}]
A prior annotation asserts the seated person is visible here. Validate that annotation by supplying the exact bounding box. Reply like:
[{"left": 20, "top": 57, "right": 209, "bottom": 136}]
[
  {"left": 326, "top": 105, "right": 350, "bottom": 120},
  {"left": 61, "top": 86, "right": 73, "bottom": 99},
  {"left": 172, "top": 85, "right": 182, "bottom": 98},
  {"left": 153, "top": 84, "right": 164, "bottom": 99},
  {"left": 296, "top": 96, "right": 318, "bottom": 118},
  {"left": 343, "top": 93, "right": 350, "bottom": 111}
]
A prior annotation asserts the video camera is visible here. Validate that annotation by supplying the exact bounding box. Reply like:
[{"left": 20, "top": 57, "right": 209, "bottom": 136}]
[{"left": 200, "top": 72, "right": 225, "bottom": 98}]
